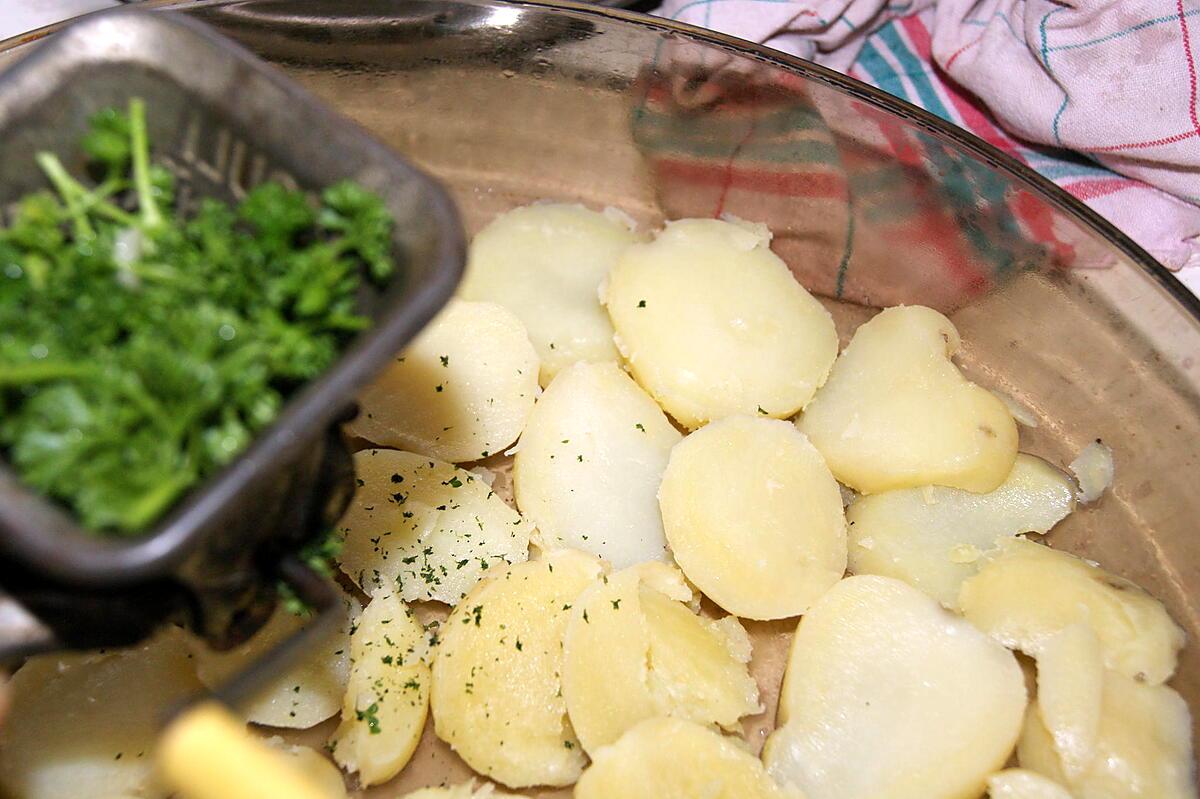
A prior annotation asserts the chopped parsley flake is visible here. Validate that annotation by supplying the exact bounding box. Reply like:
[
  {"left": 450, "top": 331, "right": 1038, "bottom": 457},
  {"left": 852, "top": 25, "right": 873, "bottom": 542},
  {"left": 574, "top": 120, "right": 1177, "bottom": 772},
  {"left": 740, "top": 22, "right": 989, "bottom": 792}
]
[{"left": 356, "top": 702, "right": 382, "bottom": 735}]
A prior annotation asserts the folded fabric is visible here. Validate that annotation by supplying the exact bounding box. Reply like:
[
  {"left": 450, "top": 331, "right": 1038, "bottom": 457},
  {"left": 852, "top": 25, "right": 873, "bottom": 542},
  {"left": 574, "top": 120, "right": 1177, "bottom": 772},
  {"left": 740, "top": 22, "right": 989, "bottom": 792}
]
[{"left": 655, "top": 0, "right": 1200, "bottom": 292}]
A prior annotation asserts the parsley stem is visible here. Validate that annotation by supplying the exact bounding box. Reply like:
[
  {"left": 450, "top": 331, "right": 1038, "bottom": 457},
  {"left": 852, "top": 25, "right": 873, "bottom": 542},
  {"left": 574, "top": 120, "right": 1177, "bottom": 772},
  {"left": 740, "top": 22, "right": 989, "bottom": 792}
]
[
  {"left": 34, "top": 152, "right": 94, "bottom": 240},
  {"left": 128, "top": 98, "right": 162, "bottom": 229},
  {"left": 78, "top": 182, "right": 138, "bottom": 227},
  {"left": 0, "top": 362, "right": 98, "bottom": 385},
  {"left": 117, "top": 470, "right": 194, "bottom": 531}
]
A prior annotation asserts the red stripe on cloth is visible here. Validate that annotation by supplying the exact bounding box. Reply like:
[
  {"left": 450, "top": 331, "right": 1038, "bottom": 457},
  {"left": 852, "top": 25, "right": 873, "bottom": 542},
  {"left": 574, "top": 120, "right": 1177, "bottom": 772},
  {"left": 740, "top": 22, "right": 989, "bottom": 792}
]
[
  {"left": 652, "top": 159, "right": 850, "bottom": 200},
  {"left": 1177, "top": 0, "right": 1200, "bottom": 135},
  {"left": 898, "top": 16, "right": 1025, "bottom": 160},
  {"left": 1062, "top": 176, "right": 1139, "bottom": 201},
  {"left": 1090, "top": 127, "right": 1200, "bottom": 152},
  {"left": 899, "top": 14, "right": 934, "bottom": 60},
  {"left": 944, "top": 37, "right": 983, "bottom": 71}
]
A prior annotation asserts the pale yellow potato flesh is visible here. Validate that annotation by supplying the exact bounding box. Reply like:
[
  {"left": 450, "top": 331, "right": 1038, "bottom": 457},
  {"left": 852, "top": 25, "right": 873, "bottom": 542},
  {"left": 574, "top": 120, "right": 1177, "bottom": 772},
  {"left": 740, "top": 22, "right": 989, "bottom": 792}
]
[
  {"left": 658, "top": 415, "right": 846, "bottom": 619},
  {"left": 459, "top": 203, "right": 640, "bottom": 386},
  {"left": 561, "top": 563, "right": 760, "bottom": 754},
  {"left": 575, "top": 717, "right": 798, "bottom": 799},
  {"left": 513, "top": 361, "right": 681, "bottom": 568},
  {"left": 1068, "top": 440, "right": 1114, "bottom": 504},
  {"left": 261, "top": 739, "right": 348, "bottom": 799},
  {"left": 0, "top": 629, "right": 203, "bottom": 799},
  {"left": 986, "top": 769, "right": 1072, "bottom": 799},
  {"left": 337, "top": 449, "right": 531, "bottom": 604},
  {"left": 604, "top": 218, "right": 838, "bottom": 429},
  {"left": 1034, "top": 625, "right": 1104, "bottom": 779},
  {"left": 345, "top": 299, "right": 539, "bottom": 463},
  {"left": 846, "top": 454, "right": 1075, "bottom": 607},
  {"left": 329, "top": 593, "right": 430, "bottom": 788},
  {"left": 430, "top": 550, "right": 604, "bottom": 788},
  {"left": 1018, "top": 672, "right": 1196, "bottom": 799},
  {"left": 191, "top": 592, "right": 356, "bottom": 729},
  {"left": 766, "top": 575, "right": 1026, "bottom": 799},
  {"left": 797, "top": 305, "right": 1018, "bottom": 494},
  {"left": 958, "top": 537, "right": 1185, "bottom": 684}
]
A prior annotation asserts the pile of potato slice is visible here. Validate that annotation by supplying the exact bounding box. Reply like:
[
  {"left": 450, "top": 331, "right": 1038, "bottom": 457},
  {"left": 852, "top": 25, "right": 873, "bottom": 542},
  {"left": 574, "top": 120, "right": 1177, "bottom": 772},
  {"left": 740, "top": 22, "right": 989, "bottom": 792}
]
[{"left": 1, "top": 204, "right": 1192, "bottom": 799}]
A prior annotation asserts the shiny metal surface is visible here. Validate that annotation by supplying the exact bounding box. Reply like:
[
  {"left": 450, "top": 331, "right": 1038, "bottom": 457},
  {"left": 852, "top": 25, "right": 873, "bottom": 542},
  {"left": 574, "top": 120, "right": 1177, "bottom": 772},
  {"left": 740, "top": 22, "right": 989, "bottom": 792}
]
[{"left": 2, "top": 0, "right": 1199, "bottom": 790}]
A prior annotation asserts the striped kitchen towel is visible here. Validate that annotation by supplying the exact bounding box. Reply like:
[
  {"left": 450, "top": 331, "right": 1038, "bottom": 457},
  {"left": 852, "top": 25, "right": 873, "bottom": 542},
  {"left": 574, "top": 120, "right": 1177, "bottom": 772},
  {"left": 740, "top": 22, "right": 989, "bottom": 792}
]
[{"left": 655, "top": 0, "right": 1200, "bottom": 294}]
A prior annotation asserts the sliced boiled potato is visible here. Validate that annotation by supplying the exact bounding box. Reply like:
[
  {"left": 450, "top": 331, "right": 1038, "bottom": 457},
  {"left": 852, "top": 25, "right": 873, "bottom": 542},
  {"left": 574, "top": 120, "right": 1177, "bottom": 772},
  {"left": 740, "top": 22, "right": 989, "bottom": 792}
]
[
  {"left": 329, "top": 593, "right": 430, "bottom": 787},
  {"left": 346, "top": 299, "right": 539, "bottom": 463},
  {"left": 766, "top": 575, "right": 1026, "bottom": 799},
  {"left": 797, "top": 305, "right": 1018, "bottom": 494},
  {"left": 1016, "top": 708, "right": 1069, "bottom": 787},
  {"left": 459, "top": 203, "right": 641, "bottom": 385},
  {"left": 0, "top": 629, "right": 203, "bottom": 799},
  {"left": 191, "top": 592, "right": 356, "bottom": 729},
  {"left": 403, "top": 782, "right": 527, "bottom": 798},
  {"left": 337, "top": 449, "right": 531, "bottom": 604},
  {"left": 658, "top": 415, "right": 846, "bottom": 619},
  {"left": 1068, "top": 440, "right": 1114, "bottom": 504},
  {"left": 562, "top": 562, "right": 760, "bottom": 754},
  {"left": 604, "top": 217, "right": 838, "bottom": 428},
  {"left": 431, "top": 550, "right": 604, "bottom": 788},
  {"left": 958, "top": 537, "right": 1185, "bottom": 684},
  {"left": 986, "top": 769, "right": 1072, "bottom": 799},
  {"left": 262, "top": 739, "right": 347, "bottom": 799},
  {"left": 990, "top": 390, "right": 1040, "bottom": 428},
  {"left": 575, "top": 717, "right": 796, "bottom": 799},
  {"left": 513, "top": 361, "right": 681, "bottom": 568},
  {"left": 846, "top": 454, "right": 1075, "bottom": 607},
  {"left": 1035, "top": 625, "right": 1103, "bottom": 779},
  {"left": 1018, "top": 672, "right": 1195, "bottom": 799}
]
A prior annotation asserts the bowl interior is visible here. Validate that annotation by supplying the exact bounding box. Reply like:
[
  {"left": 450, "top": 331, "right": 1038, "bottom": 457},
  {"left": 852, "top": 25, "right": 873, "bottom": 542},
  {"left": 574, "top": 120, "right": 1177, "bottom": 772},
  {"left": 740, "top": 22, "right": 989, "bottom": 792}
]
[{"left": 4, "top": 0, "right": 1200, "bottom": 790}]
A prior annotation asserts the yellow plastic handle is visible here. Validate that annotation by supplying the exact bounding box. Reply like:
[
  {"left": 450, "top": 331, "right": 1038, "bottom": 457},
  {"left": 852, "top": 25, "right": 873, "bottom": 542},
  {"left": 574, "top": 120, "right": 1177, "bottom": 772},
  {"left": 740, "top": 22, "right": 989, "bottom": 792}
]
[{"left": 159, "top": 701, "right": 333, "bottom": 799}]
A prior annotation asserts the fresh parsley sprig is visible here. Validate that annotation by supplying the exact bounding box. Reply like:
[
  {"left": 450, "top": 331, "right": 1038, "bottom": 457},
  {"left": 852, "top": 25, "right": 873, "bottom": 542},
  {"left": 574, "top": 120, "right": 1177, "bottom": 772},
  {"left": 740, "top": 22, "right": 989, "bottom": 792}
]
[{"left": 0, "top": 99, "right": 395, "bottom": 534}]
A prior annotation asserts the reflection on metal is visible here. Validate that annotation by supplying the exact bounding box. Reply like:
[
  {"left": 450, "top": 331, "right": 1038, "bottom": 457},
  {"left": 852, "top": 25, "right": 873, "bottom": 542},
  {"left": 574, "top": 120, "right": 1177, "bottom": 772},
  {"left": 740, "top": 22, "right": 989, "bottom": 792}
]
[{"left": 0, "top": 590, "right": 57, "bottom": 665}]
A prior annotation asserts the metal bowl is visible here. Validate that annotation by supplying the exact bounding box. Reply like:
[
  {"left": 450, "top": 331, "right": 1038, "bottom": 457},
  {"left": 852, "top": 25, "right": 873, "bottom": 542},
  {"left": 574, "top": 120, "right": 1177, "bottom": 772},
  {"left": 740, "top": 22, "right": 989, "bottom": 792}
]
[{"left": 3, "top": 0, "right": 1199, "bottom": 791}]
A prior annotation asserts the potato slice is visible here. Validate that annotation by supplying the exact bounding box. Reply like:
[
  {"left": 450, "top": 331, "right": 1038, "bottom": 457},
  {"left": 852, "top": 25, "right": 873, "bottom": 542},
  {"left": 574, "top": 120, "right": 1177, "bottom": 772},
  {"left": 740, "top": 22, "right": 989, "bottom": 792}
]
[
  {"left": 403, "top": 782, "right": 527, "bottom": 798},
  {"left": 262, "top": 739, "right": 347, "bottom": 799},
  {"left": 575, "top": 717, "right": 796, "bottom": 799},
  {"left": 797, "top": 305, "right": 1018, "bottom": 494},
  {"left": 658, "top": 415, "right": 846, "bottom": 619},
  {"left": 1016, "top": 708, "right": 1068, "bottom": 787},
  {"left": 562, "top": 563, "right": 760, "bottom": 754},
  {"left": 513, "top": 361, "right": 681, "bottom": 569},
  {"left": 337, "top": 449, "right": 531, "bottom": 603},
  {"left": 1018, "top": 672, "right": 1195, "bottom": 798},
  {"left": 604, "top": 217, "right": 838, "bottom": 429},
  {"left": 765, "top": 575, "right": 1026, "bottom": 799},
  {"left": 345, "top": 299, "right": 539, "bottom": 463},
  {"left": 1068, "top": 440, "right": 1114, "bottom": 504},
  {"left": 191, "top": 592, "right": 356, "bottom": 729},
  {"left": 986, "top": 769, "right": 1072, "bottom": 799},
  {"left": 0, "top": 629, "right": 203, "bottom": 799},
  {"left": 846, "top": 454, "right": 1075, "bottom": 607},
  {"left": 431, "top": 550, "right": 604, "bottom": 788},
  {"left": 958, "top": 537, "right": 1185, "bottom": 684},
  {"left": 459, "top": 203, "right": 640, "bottom": 386},
  {"left": 1035, "top": 625, "right": 1103, "bottom": 779},
  {"left": 329, "top": 593, "right": 430, "bottom": 787}
]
